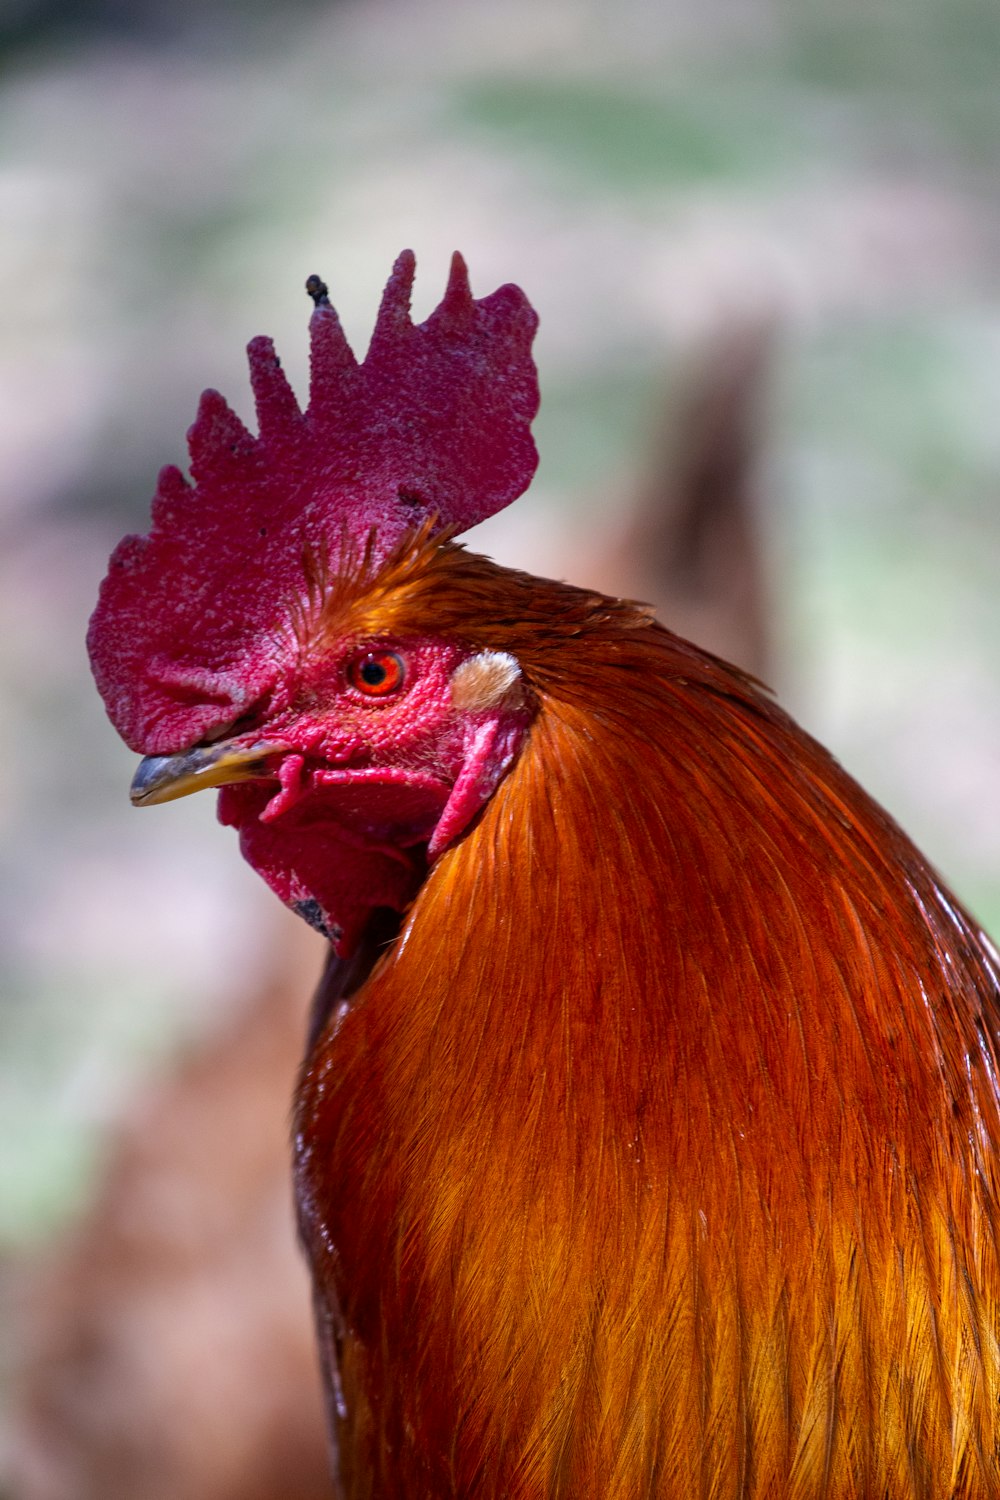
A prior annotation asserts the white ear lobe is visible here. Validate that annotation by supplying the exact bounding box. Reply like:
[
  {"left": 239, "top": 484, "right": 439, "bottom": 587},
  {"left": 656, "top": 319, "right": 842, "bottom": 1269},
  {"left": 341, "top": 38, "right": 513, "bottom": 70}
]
[{"left": 450, "top": 651, "right": 522, "bottom": 713}]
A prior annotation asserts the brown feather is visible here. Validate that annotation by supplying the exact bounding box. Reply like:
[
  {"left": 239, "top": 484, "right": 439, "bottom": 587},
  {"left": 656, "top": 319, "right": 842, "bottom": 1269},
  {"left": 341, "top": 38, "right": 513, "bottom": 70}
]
[{"left": 296, "top": 537, "right": 1000, "bottom": 1499}]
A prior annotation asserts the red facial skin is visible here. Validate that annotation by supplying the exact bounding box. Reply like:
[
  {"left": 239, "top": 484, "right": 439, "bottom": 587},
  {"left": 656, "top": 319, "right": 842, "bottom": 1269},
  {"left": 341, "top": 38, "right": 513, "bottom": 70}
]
[{"left": 213, "top": 634, "right": 532, "bottom": 954}]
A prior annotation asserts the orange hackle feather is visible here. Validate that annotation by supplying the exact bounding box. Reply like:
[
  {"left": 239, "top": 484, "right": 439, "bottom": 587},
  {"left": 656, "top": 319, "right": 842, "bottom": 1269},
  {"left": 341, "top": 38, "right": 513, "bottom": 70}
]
[{"left": 296, "top": 533, "right": 1000, "bottom": 1499}]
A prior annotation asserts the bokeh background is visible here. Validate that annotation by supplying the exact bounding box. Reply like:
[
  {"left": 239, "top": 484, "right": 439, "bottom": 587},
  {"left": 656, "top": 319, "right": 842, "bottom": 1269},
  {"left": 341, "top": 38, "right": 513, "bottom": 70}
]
[{"left": 2, "top": 0, "right": 999, "bottom": 1486}]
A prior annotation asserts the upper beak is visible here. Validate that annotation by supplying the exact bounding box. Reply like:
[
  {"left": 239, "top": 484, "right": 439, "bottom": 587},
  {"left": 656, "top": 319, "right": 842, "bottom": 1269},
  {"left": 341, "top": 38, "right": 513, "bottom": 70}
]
[{"left": 130, "top": 740, "right": 284, "bottom": 806}]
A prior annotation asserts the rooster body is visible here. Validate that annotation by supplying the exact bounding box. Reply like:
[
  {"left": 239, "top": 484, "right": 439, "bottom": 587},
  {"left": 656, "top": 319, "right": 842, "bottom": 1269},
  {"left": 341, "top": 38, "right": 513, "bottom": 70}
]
[
  {"left": 89, "top": 256, "right": 1000, "bottom": 1498},
  {"left": 295, "top": 541, "right": 1000, "bottom": 1498}
]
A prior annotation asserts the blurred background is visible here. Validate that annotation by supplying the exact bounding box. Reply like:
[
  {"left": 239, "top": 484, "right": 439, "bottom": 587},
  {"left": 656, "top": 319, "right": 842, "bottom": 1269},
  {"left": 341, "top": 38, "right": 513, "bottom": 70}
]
[{"left": 2, "top": 0, "right": 999, "bottom": 1493}]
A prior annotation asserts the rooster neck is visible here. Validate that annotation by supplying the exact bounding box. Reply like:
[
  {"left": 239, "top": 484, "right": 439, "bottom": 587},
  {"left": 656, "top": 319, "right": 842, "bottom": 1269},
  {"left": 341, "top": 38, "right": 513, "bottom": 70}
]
[{"left": 295, "top": 622, "right": 1000, "bottom": 1499}]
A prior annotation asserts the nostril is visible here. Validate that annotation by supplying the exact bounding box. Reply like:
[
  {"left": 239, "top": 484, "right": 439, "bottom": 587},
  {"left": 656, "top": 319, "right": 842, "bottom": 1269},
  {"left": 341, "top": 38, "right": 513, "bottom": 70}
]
[
  {"left": 201, "top": 721, "right": 236, "bottom": 745},
  {"left": 226, "top": 691, "right": 275, "bottom": 740},
  {"left": 194, "top": 692, "right": 275, "bottom": 749}
]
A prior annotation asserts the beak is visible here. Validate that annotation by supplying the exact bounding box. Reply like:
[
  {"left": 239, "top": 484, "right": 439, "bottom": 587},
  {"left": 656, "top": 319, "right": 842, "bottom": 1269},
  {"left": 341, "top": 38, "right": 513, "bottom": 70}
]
[{"left": 130, "top": 740, "right": 284, "bottom": 807}]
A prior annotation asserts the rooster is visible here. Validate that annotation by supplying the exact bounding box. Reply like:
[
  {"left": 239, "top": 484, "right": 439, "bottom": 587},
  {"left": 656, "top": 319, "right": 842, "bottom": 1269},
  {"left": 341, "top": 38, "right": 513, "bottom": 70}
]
[{"left": 89, "top": 253, "right": 1000, "bottom": 1499}]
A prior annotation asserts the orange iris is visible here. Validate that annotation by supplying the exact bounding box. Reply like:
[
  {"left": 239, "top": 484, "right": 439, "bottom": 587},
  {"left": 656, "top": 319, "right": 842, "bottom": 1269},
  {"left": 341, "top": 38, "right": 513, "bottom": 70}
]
[{"left": 347, "top": 649, "right": 406, "bottom": 698}]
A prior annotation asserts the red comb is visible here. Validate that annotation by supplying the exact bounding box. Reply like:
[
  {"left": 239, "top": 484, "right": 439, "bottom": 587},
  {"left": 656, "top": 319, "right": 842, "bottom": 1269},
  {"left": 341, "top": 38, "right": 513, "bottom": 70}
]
[{"left": 88, "top": 251, "right": 539, "bottom": 753}]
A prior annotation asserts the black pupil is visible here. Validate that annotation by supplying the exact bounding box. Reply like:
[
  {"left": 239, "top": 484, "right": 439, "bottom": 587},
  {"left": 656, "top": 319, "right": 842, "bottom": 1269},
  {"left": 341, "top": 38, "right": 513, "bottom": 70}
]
[{"left": 360, "top": 658, "right": 388, "bottom": 687}]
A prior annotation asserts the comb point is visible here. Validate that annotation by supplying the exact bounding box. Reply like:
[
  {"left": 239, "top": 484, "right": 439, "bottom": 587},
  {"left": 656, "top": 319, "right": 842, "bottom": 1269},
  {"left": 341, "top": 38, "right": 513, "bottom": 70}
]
[
  {"left": 370, "top": 249, "right": 416, "bottom": 351},
  {"left": 150, "top": 463, "right": 192, "bottom": 527},
  {"left": 187, "top": 389, "right": 255, "bottom": 476},
  {"left": 248, "top": 335, "right": 302, "bottom": 439},
  {"left": 308, "top": 297, "right": 357, "bottom": 417},
  {"left": 434, "top": 250, "right": 474, "bottom": 330}
]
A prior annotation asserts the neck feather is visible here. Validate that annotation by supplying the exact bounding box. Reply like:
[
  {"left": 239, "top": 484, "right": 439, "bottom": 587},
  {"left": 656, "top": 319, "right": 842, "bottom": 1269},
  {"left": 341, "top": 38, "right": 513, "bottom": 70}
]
[{"left": 297, "top": 603, "right": 1000, "bottom": 1499}]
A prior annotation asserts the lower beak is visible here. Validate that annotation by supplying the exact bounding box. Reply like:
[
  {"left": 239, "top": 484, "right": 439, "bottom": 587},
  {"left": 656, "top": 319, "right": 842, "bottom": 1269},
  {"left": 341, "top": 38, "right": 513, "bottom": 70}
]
[{"left": 130, "top": 741, "right": 284, "bottom": 806}]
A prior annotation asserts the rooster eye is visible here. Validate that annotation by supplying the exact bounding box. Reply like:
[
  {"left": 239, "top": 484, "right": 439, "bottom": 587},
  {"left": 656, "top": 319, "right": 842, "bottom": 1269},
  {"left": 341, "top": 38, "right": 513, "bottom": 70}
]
[{"left": 347, "top": 649, "right": 406, "bottom": 698}]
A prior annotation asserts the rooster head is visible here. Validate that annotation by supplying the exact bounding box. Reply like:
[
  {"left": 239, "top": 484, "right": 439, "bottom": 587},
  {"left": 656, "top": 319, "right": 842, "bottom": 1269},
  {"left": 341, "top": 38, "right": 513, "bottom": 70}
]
[{"left": 88, "top": 253, "right": 540, "bottom": 953}]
